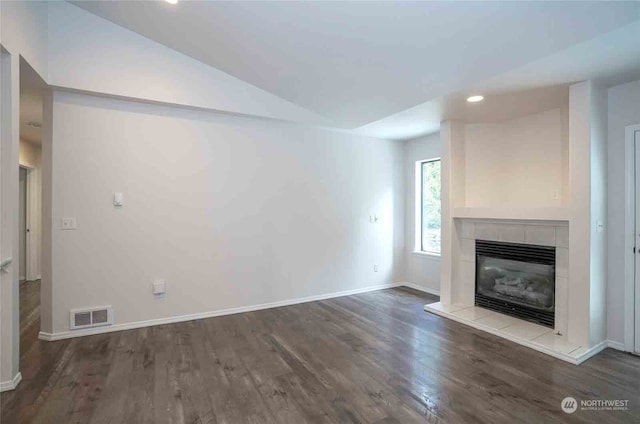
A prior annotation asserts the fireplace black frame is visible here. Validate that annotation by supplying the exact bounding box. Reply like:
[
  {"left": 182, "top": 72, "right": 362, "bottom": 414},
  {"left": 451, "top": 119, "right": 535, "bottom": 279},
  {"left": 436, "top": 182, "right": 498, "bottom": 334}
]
[{"left": 475, "top": 240, "right": 556, "bottom": 328}]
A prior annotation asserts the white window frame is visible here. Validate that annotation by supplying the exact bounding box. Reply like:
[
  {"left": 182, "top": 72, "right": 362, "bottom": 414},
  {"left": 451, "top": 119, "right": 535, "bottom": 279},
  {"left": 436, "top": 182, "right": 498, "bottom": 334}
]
[{"left": 414, "top": 158, "right": 441, "bottom": 257}]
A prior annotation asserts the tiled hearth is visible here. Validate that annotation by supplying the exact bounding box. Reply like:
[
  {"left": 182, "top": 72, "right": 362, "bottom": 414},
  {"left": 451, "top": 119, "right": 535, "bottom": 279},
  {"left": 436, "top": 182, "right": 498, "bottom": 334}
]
[
  {"left": 424, "top": 302, "right": 594, "bottom": 363},
  {"left": 424, "top": 219, "right": 593, "bottom": 364}
]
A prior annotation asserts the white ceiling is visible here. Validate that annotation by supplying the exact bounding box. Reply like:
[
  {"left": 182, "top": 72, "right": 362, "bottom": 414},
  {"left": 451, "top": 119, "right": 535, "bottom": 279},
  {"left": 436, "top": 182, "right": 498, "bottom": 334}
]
[
  {"left": 355, "top": 18, "right": 640, "bottom": 140},
  {"left": 355, "top": 85, "right": 571, "bottom": 140},
  {"left": 20, "top": 58, "right": 46, "bottom": 146},
  {"left": 72, "top": 1, "right": 640, "bottom": 138}
]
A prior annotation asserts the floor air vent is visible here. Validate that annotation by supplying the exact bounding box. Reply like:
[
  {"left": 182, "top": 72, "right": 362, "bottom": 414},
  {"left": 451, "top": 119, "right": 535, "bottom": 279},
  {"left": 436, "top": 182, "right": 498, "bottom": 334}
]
[{"left": 70, "top": 306, "right": 113, "bottom": 330}]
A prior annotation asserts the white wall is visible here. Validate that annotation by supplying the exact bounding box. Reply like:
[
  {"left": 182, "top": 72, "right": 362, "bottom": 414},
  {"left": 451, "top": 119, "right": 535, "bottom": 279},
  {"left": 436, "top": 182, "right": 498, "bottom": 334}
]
[
  {"left": 19, "top": 139, "right": 40, "bottom": 168},
  {"left": 47, "top": 90, "right": 404, "bottom": 335},
  {"left": 403, "top": 133, "right": 441, "bottom": 293},
  {"left": 464, "top": 108, "right": 568, "bottom": 208},
  {"left": 607, "top": 79, "right": 640, "bottom": 346}
]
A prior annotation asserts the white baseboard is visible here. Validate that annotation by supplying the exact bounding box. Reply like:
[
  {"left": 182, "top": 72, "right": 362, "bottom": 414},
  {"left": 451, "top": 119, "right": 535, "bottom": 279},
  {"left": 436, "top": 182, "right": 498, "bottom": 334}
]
[
  {"left": 401, "top": 282, "right": 440, "bottom": 297},
  {"left": 605, "top": 339, "right": 628, "bottom": 352},
  {"left": 0, "top": 372, "right": 22, "bottom": 392},
  {"left": 39, "top": 282, "right": 403, "bottom": 341},
  {"left": 573, "top": 340, "right": 609, "bottom": 365},
  {"left": 572, "top": 339, "right": 634, "bottom": 363}
]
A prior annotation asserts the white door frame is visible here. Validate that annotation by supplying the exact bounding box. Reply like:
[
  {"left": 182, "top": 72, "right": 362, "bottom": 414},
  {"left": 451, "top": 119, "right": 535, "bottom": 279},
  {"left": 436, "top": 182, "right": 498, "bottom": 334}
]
[
  {"left": 18, "top": 166, "right": 28, "bottom": 281},
  {"left": 626, "top": 124, "right": 640, "bottom": 353},
  {"left": 0, "top": 49, "right": 22, "bottom": 391}
]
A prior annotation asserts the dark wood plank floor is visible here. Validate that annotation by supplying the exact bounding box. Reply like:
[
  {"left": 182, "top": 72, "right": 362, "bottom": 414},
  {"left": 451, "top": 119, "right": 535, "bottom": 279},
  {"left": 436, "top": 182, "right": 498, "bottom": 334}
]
[
  {"left": 18, "top": 280, "right": 41, "bottom": 359},
  {"left": 2, "top": 286, "right": 639, "bottom": 423}
]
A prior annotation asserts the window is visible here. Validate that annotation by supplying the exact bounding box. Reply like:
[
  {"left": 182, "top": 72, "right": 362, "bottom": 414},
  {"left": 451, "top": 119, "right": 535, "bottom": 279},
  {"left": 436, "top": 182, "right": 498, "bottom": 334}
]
[{"left": 418, "top": 159, "right": 441, "bottom": 254}]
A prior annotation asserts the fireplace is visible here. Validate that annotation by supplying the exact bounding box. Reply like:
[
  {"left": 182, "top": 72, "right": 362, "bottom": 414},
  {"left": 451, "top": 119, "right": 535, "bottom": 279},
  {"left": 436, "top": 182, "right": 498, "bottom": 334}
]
[{"left": 475, "top": 240, "right": 555, "bottom": 328}]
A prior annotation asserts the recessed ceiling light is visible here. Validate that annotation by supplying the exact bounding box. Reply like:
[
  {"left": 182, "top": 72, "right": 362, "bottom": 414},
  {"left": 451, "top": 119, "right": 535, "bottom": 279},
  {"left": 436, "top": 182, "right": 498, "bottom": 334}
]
[
  {"left": 467, "top": 95, "right": 484, "bottom": 103},
  {"left": 166, "top": 0, "right": 178, "bottom": 4},
  {"left": 27, "top": 121, "right": 42, "bottom": 128}
]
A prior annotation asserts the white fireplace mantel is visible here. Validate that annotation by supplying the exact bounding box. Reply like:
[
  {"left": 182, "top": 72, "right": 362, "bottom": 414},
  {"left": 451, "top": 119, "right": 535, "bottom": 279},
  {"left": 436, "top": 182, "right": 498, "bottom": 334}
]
[{"left": 453, "top": 206, "right": 569, "bottom": 222}]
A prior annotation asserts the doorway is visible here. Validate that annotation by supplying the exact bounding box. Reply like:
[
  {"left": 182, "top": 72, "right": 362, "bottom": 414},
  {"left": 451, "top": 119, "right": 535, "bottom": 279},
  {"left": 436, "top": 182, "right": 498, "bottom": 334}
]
[
  {"left": 1, "top": 47, "right": 46, "bottom": 393},
  {"left": 636, "top": 129, "right": 640, "bottom": 354},
  {"left": 17, "top": 58, "right": 45, "bottom": 368}
]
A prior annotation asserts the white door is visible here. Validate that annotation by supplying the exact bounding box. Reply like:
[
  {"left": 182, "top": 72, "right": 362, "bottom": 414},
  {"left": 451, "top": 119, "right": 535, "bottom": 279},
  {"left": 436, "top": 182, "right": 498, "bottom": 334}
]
[
  {"left": 635, "top": 130, "right": 640, "bottom": 354},
  {"left": 18, "top": 167, "right": 27, "bottom": 281}
]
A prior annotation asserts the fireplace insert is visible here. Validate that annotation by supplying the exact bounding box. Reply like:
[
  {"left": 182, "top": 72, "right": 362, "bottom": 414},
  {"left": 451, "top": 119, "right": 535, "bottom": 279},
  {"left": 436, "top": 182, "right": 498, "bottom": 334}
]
[{"left": 475, "top": 240, "right": 555, "bottom": 328}]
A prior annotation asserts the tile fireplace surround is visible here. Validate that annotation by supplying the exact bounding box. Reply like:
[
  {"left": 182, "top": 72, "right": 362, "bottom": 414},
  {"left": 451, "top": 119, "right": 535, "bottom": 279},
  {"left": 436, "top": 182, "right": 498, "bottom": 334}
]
[{"left": 424, "top": 219, "right": 598, "bottom": 364}]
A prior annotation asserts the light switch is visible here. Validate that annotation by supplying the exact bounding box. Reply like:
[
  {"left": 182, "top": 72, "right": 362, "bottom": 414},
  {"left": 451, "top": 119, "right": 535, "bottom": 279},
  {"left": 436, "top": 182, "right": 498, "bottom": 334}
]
[
  {"left": 113, "top": 192, "right": 124, "bottom": 207},
  {"left": 153, "top": 279, "right": 166, "bottom": 295},
  {"left": 61, "top": 217, "right": 77, "bottom": 230}
]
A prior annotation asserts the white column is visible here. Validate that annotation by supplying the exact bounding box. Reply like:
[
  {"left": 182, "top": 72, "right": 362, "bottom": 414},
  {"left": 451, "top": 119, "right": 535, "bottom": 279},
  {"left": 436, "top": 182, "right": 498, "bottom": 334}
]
[
  {"left": 439, "top": 120, "right": 465, "bottom": 305},
  {"left": 567, "top": 80, "right": 608, "bottom": 348}
]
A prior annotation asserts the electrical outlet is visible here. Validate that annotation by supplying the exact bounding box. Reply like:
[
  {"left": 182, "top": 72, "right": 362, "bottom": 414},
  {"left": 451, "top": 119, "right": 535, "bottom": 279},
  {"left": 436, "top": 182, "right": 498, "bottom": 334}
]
[
  {"left": 373, "top": 264, "right": 379, "bottom": 272},
  {"left": 61, "top": 217, "right": 77, "bottom": 230}
]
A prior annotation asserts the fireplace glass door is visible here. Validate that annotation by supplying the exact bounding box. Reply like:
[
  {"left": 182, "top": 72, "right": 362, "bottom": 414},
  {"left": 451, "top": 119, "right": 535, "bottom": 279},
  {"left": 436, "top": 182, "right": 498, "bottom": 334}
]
[
  {"left": 475, "top": 240, "right": 555, "bottom": 327},
  {"left": 476, "top": 256, "right": 555, "bottom": 311}
]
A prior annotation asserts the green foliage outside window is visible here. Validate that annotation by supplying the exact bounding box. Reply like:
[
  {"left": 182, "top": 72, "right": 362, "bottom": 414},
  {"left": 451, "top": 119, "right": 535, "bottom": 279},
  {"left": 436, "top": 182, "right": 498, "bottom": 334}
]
[{"left": 421, "top": 160, "right": 441, "bottom": 254}]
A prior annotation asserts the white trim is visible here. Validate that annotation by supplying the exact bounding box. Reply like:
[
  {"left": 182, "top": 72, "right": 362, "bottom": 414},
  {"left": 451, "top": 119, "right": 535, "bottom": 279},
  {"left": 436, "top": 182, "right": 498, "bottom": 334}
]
[
  {"left": 625, "top": 125, "right": 640, "bottom": 352},
  {"left": 39, "top": 282, "right": 403, "bottom": 341},
  {"left": 414, "top": 157, "right": 442, "bottom": 254},
  {"left": 0, "top": 372, "right": 22, "bottom": 392},
  {"left": 572, "top": 341, "right": 609, "bottom": 365},
  {"left": 402, "top": 282, "right": 440, "bottom": 296},
  {"left": 452, "top": 207, "right": 569, "bottom": 222},
  {"left": 606, "top": 339, "right": 627, "bottom": 352},
  {"left": 412, "top": 251, "right": 441, "bottom": 259}
]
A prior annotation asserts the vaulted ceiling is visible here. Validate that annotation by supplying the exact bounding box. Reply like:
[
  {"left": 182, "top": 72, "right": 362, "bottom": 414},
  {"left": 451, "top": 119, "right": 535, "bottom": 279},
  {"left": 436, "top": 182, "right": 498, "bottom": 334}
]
[{"left": 73, "top": 1, "right": 640, "bottom": 138}]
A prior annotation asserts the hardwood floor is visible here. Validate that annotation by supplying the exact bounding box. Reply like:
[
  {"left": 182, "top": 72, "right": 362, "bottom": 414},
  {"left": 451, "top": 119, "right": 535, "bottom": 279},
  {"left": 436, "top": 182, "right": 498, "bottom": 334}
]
[
  {"left": 18, "top": 280, "right": 41, "bottom": 359},
  {"left": 1, "top": 286, "right": 639, "bottom": 423}
]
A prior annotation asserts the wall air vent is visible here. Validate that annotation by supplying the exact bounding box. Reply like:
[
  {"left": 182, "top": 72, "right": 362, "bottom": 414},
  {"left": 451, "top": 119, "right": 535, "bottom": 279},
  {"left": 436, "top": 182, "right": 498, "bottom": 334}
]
[{"left": 70, "top": 306, "right": 113, "bottom": 330}]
